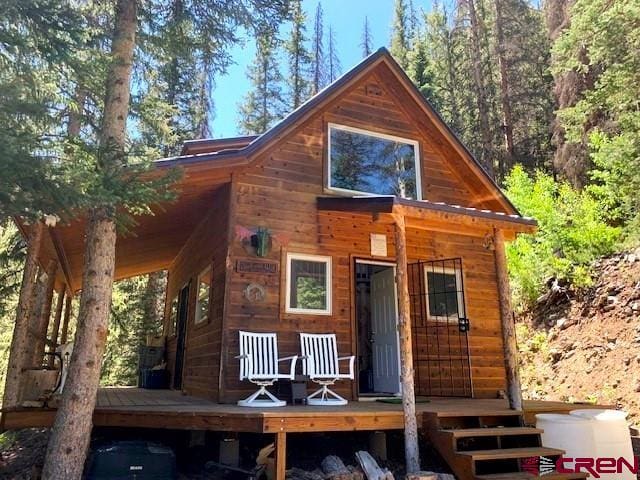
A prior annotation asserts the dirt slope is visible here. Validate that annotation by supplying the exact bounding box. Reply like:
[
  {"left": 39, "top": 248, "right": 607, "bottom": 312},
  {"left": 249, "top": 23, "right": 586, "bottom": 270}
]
[{"left": 517, "top": 248, "right": 640, "bottom": 427}]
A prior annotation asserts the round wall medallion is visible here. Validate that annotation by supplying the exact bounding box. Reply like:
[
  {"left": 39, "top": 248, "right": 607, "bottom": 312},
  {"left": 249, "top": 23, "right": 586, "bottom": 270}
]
[{"left": 244, "top": 283, "right": 266, "bottom": 303}]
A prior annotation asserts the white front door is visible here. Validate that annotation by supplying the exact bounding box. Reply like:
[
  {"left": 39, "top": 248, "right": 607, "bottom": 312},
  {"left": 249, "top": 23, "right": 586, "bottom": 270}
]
[{"left": 370, "top": 267, "right": 400, "bottom": 394}]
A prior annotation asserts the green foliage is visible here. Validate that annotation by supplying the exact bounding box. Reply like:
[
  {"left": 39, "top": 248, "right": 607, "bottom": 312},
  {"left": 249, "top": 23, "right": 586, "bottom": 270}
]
[
  {"left": 296, "top": 277, "right": 326, "bottom": 310},
  {"left": 238, "top": 32, "right": 286, "bottom": 134},
  {"left": 101, "top": 274, "right": 165, "bottom": 386},
  {"left": 0, "top": 222, "right": 24, "bottom": 400},
  {"left": 504, "top": 166, "right": 620, "bottom": 309},
  {"left": 553, "top": 0, "right": 640, "bottom": 237},
  {"left": 284, "top": 0, "right": 312, "bottom": 109}
]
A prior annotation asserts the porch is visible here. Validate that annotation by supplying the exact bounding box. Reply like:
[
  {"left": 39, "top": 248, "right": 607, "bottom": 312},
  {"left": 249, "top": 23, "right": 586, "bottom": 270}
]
[
  {"left": 2, "top": 388, "right": 604, "bottom": 479},
  {"left": 1, "top": 386, "right": 602, "bottom": 433}
]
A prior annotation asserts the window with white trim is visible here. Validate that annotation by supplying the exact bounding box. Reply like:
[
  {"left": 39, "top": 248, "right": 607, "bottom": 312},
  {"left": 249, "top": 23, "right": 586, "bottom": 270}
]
[
  {"left": 424, "top": 267, "right": 465, "bottom": 321},
  {"left": 328, "top": 123, "right": 421, "bottom": 200},
  {"left": 286, "top": 253, "right": 332, "bottom": 315},
  {"left": 195, "top": 266, "right": 212, "bottom": 324}
]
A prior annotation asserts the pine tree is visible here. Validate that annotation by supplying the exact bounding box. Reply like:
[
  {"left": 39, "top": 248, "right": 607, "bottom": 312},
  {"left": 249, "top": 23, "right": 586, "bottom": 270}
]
[
  {"left": 42, "top": 1, "right": 138, "bottom": 476},
  {"left": 361, "top": 16, "right": 373, "bottom": 57},
  {"left": 285, "top": 0, "right": 312, "bottom": 110},
  {"left": 407, "top": 31, "right": 436, "bottom": 102},
  {"left": 390, "top": 0, "right": 411, "bottom": 69},
  {"left": 311, "top": 2, "right": 326, "bottom": 94},
  {"left": 464, "top": 0, "right": 496, "bottom": 177},
  {"left": 327, "top": 25, "right": 341, "bottom": 83},
  {"left": 238, "top": 32, "right": 286, "bottom": 134}
]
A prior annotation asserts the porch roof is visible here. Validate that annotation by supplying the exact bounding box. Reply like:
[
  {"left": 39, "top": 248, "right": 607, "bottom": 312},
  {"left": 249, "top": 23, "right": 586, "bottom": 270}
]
[{"left": 317, "top": 196, "right": 537, "bottom": 239}]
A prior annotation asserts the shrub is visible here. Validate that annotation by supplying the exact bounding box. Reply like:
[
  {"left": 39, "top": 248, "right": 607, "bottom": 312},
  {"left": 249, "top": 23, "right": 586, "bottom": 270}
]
[{"left": 504, "top": 166, "right": 620, "bottom": 310}]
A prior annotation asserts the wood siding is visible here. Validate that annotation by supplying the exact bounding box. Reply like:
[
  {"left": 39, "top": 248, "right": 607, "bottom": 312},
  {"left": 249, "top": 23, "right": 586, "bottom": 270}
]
[
  {"left": 217, "top": 71, "right": 507, "bottom": 403},
  {"left": 164, "top": 184, "right": 230, "bottom": 400}
]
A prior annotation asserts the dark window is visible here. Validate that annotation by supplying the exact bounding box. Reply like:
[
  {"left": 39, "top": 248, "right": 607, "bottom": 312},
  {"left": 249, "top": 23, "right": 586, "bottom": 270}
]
[
  {"left": 426, "top": 270, "right": 463, "bottom": 319},
  {"left": 329, "top": 125, "right": 420, "bottom": 199}
]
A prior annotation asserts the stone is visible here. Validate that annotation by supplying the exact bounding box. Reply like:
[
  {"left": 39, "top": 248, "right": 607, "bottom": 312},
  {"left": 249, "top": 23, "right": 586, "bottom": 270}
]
[
  {"left": 628, "top": 253, "right": 637, "bottom": 263},
  {"left": 550, "top": 349, "right": 562, "bottom": 363},
  {"left": 625, "top": 357, "right": 632, "bottom": 366},
  {"left": 607, "top": 295, "right": 618, "bottom": 304},
  {"left": 632, "top": 302, "right": 639, "bottom": 312},
  {"left": 636, "top": 381, "right": 640, "bottom": 393}
]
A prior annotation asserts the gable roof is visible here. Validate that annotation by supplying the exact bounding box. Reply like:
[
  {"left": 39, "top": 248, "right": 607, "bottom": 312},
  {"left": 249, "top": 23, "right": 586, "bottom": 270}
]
[{"left": 156, "top": 48, "right": 520, "bottom": 216}]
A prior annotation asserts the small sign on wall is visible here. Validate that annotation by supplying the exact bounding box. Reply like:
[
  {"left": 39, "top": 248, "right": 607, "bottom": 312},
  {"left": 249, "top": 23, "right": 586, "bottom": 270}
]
[
  {"left": 370, "top": 233, "right": 388, "bottom": 257},
  {"left": 236, "top": 259, "right": 279, "bottom": 274}
]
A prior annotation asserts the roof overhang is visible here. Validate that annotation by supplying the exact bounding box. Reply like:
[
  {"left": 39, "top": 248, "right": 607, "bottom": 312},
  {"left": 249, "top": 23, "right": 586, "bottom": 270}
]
[{"left": 317, "top": 196, "right": 536, "bottom": 240}]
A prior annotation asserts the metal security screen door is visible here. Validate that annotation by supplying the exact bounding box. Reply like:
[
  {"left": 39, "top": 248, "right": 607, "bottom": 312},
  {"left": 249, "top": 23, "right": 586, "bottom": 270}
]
[{"left": 408, "top": 258, "right": 472, "bottom": 397}]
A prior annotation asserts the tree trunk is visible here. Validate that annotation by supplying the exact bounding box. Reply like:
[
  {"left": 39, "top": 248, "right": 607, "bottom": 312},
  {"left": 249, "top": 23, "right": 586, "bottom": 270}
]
[
  {"left": 392, "top": 214, "right": 420, "bottom": 473},
  {"left": 493, "top": 0, "right": 515, "bottom": 179},
  {"left": 33, "top": 260, "right": 57, "bottom": 367},
  {"left": 68, "top": 88, "right": 87, "bottom": 138},
  {"left": 42, "top": 1, "right": 137, "bottom": 478},
  {"left": 466, "top": 0, "right": 494, "bottom": 178},
  {"left": 3, "top": 222, "right": 44, "bottom": 408},
  {"left": 60, "top": 294, "right": 72, "bottom": 344},
  {"left": 493, "top": 228, "right": 523, "bottom": 410},
  {"left": 46, "top": 289, "right": 66, "bottom": 367}
]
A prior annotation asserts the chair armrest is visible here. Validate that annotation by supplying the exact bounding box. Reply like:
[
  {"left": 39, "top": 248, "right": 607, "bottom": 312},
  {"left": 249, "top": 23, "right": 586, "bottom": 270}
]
[
  {"left": 278, "top": 355, "right": 297, "bottom": 361},
  {"left": 278, "top": 355, "right": 298, "bottom": 379},
  {"left": 235, "top": 354, "right": 249, "bottom": 359},
  {"left": 338, "top": 355, "right": 356, "bottom": 379}
]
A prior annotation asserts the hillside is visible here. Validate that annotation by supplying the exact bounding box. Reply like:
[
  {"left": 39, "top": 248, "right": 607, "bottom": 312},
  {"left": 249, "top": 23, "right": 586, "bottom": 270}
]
[{"left": 517, "top": 247, "right": 640, "bottom": 427}]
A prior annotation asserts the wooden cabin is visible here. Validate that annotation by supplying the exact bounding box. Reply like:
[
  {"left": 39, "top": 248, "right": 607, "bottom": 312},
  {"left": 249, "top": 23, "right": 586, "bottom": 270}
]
[
  {"left": 16, "top": 47, "right": 537, "bottom": 405},
  {"left": 7, "top": 48, "right": 610, "bottom": 480}
]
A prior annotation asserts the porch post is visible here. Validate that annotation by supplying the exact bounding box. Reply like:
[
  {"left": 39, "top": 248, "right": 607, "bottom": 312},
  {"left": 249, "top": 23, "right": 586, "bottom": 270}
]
[
  {"left": 275, "top": 431, "right": 287, "bottom": 480},
  {"left": 46, "top": 289, "right": 66, "bottom": 367},
  {"left": 32, "top": 260, "right": 57, "bottom": 367},
  {"left": 60, "top": 294, "right": 73, "bottom": 344},
  {"left": 392, "top": 213, "right": 420, "bottom": 474},
  {"left": 493, "top": 228, "right": 523, "bottom": 410},
  {"left": 3, "top": 222, "right": 44, "bottom": 408}
]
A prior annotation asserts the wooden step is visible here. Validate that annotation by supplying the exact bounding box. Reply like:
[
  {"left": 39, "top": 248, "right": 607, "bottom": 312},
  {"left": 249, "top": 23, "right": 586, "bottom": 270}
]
[
  {"left": 458, "top": 446, "right": 565, "bottom": 461},
  {"left": 443, "top": 427, "right": 543, "bottom": 438},
  {"left": 475, "top": 472, "right": 588, "bottom": 479},
  {"left": 434, "top": 410, "right": 523, "bottom": 418}
]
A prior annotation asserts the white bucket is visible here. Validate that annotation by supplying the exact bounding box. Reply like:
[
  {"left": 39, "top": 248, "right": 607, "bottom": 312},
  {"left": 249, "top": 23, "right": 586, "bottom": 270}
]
[
  {"left": 570, "top": 409, "right": 636, "bottom": 480},
  {"left": 536, "top": 413, "right": 597, "bottom": 460}
]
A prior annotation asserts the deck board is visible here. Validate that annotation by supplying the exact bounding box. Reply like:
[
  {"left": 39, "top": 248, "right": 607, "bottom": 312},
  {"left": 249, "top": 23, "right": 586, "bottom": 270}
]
[{"left": 0, "top": 388, "right": 607, "bottom": 433}]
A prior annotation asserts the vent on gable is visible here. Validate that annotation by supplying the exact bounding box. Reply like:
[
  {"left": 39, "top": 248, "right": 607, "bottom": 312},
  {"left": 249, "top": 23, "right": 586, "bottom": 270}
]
[{"left": 365, "top": 84, "right": 384, "bottom": 97}]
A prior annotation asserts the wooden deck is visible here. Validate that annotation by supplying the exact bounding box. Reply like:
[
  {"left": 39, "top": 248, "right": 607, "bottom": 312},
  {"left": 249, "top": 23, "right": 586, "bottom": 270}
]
[{"left": 0, "top": 387, "right": 604, "bottom": 433}]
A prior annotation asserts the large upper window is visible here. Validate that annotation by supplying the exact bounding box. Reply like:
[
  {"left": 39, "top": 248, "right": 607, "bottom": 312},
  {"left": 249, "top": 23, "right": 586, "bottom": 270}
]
[
  {"left": 286, "top": 253, "right": 332, "bottom": 315},
  {"left": 328, "top": 123, "right": 421, "bottom": 199}
]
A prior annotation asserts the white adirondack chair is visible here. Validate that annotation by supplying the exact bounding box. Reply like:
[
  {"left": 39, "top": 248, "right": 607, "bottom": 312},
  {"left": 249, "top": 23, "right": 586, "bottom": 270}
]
[
  {"left": 299, "top": 333, "right": 355, "bottom": 406},
  {"left": 236, "top": 331, "right": 297, "bottom": 407}
]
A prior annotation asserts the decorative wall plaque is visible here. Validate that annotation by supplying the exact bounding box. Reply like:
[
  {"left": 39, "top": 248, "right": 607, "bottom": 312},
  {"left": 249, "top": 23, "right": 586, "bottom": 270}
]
[
  {"left": 243, "top": 283, "right": 266, "bottom": 303},
  {"left": 370, "top": 233, "right": 388, "bottom": 257},
  {"left": 236, "top": 259, "right": 279, "bottom": 274}
]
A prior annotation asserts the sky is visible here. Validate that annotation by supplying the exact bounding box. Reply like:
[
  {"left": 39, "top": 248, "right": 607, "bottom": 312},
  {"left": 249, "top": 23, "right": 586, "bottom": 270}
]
[{"left": 211, "top": 0, "right": 431, "bottom": 138}]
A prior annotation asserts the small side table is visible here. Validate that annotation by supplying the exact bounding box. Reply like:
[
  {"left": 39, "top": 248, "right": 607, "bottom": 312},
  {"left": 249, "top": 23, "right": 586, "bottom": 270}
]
[{"left": 277, "top": 375, "right": 309, "bottom": 404}]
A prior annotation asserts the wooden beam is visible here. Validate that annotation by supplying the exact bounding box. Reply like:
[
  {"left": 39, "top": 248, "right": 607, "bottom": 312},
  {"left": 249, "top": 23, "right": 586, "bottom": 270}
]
[
  {"left": 60, "top": 295, "right": 72, "bottom": 345},
  {"left": 3, "top": 222, "right": 44, "bottom": 408},
  {"left": 493, "top": 228, "right": 523, "bottom": 410},
  {"left": 392, "top": 214, "right": 420, "bottom": 474},
  {"left": 33, "top": 260, "right": 57, "bottom": 368},
  {"left": 46, "top": 290, "right": 65, "bottom": 367},
  {"left": 275, "top": 431, "right": 287, "bottom": 480},
  {"left": 49, "top": 228, "right": 76, "bottom": 293}
]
